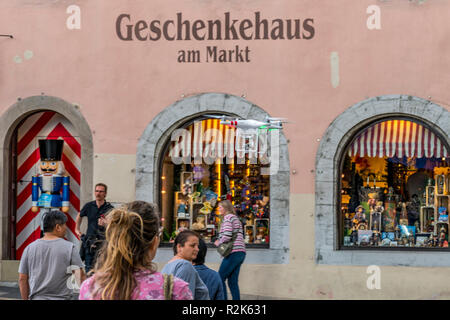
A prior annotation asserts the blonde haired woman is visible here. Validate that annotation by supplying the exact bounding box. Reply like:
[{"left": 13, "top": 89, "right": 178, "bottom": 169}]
[
  {"left": 79, "top": 201, "right": 192, "bottom": 300},
  {"left": 214, "top": 200, "right": 246, "bottom": 300}
]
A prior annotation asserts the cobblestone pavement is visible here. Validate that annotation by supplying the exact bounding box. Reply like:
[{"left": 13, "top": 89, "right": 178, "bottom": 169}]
[{"left": 0, "top": 283, "right": 21, "bottom": 300}]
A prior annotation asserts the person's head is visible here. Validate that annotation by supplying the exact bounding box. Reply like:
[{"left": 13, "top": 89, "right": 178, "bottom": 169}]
[
  {"left": 93, "top": 200, "right": 161, "bottom": 300},
  {"left": 95, "top": 183, "right": 107, "bottom": 202},
  {"left": 43, "top": 210, "right": 68, "bottom": 237},
  {"left": 218, "top": 200, "right": 235, "bottom": 216},
  {"left": 173, "top": 230, "right": 200, "bottom": 262},
  {"left": 192, "top": 237, "right": 207, "bottom": 265}
]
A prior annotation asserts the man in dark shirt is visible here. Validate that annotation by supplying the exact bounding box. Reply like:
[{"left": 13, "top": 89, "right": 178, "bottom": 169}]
[
  {"left": 193, "top": 238, "right": 225, "bottom": 300},
  {"left": 75, "top": 183, "right": 114, "bottom": 274}
]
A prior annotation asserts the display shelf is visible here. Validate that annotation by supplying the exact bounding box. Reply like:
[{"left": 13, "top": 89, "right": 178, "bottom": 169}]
[
  {"left": 420, "top": 206, "right": 434, "bottom": 233},
  {"left": 434, "top": 175, "right": 450, "bottom": 236},
  {"left": 426, "top": 186, "right": 435, "bottom": 206},
  {"left": 174, "top": 191, "right": 193, "bottom": 229},
  {"left": 176, "top": 218, "right": 190, "bottom": 230},
  {"left": 244, "top": 225, "right": 255, "bottom": 243}
]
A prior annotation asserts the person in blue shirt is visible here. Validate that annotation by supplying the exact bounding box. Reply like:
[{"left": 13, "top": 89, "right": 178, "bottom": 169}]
[
  {"left": 162, "top": 230, "right": 209, "bottom": 300},
  {"left": 193, "top": 237, "right": 225, "bottom": 300}
]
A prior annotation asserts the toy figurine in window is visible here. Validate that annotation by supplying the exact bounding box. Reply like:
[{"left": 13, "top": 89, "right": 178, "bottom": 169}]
[
  {"left": 177, "top": 200, "right": 188, "bottom": 218},
  {"left": 427, "top": 234, "right": 434, "bottom": 247},
  {"left": 383, "top": 187, "right": 397, "bottom": 232},
  {"left": 399, "top": 202, "right": 409, "bottom": 226},
  {"left": 204, "top": 189, "right": 218, "bottom": 207},
  {"left": 394, "top": 225, "right": 401, "bottom": 240},
  {"left": 426, "top": 216, "right": 435, "bottom": 233},
  {"left": 408, "top": 234, "right": 415, "bottom": 247},
  {"left": 367, "top": 192, "right": 378, "bottom": 212},
  {"left": 223, "top": 174, "right": 232, "bottom": 201},
  {"left": 353, "top": 205, "right": 366, "bottom": 223},
  {"left": 431, "top": 234, "right": 439, "bottom": 247},
  {"left": 191, "top": 191, "right": 202, "bottom": 204},
  {"left": 192, "top": 215, "right": 206, "bottom": 230},
  {"left": 436, "top": 174, "right": 445, "bottom": 195},
  {"left": 370, "top": 201, "right": 383, "bottom": 232},
  {"left": 245, "top": 228, "right": 254, "bottom": 243},
  {"left": 246, "top": 211, "right": 255, "bottom": 227},
  {"left": 400, "top": 233, "right": 408, "bottom": 246},
  {"left": 413, "top": 220, "right": 420, "bottom": 233},
  {"left": 182, "top": 177, "right": 193, "bottom": 196},
  {"left": 199, "top": 201, "right": 213, "bottom": 215},
  {"left": 254, "top": 227, "right": 266, "bottom": 244},
  {"left": 344, "top": 212, "right": 352, "bottom": 235},
  {"left": 353, "top": 205, "right": 368, "bottom": 230},
  {"left": 176, "top": 220, "right": 189, "bottom": 235},
  {"left": 371, "top": 230, "right": 381, "bottom": 246},
  {"left": 439, "top": 227, "right": 447, "bottom": 247},
  {"left": 32, "top": 139, "right": 70, "bottom": 234},
  {"left": 192, "top": 165, "right": 204, "bottom": 183},
  {"left": 258, "top": 196, "right": 270, "bottom": 218}
]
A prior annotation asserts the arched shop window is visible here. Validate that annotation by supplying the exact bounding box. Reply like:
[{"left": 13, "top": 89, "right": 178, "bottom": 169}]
[
  {"left": 340, "top": 118, "right": 450, "bottom": 249},
  {"left": 159, "top": 117, "right": 271, "bottom": 246}
]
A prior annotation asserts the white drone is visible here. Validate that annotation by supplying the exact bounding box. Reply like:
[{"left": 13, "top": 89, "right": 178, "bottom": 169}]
[{"left": 206, "top": 115, "right": 288, "bottom": 130}]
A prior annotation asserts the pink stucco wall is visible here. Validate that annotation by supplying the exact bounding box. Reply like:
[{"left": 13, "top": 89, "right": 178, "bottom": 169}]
[{"left": 1, "top": 0, "right": 450, "bottom": 194}]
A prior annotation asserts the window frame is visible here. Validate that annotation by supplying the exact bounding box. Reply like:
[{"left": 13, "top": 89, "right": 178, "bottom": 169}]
[
  {"left": 156, "top": 114, "right": 271, "bottom": 249},
  {"left": 135, "top": 93, "right": 290, "bottom": 265},
  {"left": 336, "top": 116, "right": 450, "bottom": 251},
  {"left": 315, "top": 95, "right": 450, "bottom": 267}
]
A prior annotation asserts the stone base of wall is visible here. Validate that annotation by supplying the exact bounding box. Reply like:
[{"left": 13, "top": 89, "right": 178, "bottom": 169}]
[{"left": 0, "top": 260, "right": 19, "bottom": 282}]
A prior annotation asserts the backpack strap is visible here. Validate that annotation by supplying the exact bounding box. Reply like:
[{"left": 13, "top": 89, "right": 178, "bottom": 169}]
[{"left": 163, "top": 274, "right": 174, "bottom": 300}]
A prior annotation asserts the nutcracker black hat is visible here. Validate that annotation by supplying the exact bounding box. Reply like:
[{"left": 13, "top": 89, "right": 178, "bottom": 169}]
[{"left": 39, "top": 139, "right": 64, "bottom": 161}]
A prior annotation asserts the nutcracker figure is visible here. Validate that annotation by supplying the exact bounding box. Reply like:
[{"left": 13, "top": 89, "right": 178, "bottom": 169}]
[{"left": 31, "top": 139, "right": 70, "bottom": 232}]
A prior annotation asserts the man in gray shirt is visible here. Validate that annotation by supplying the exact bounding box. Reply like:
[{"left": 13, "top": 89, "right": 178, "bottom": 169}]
[{"left": 18, "top": 210, "right": 86, "bottom": 300}]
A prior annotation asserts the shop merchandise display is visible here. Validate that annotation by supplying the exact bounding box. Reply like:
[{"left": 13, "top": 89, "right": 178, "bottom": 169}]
[
  {"left": 341, "top": 119, "right": 450, "bottom": 249},
  {"left": 160, "top": 119, "right": 271, "bottom": 245},
  {"left": 342, "top": 164, "right": 450, "bottom": 248},
  {"left": 165, "top": 162, "right": 270, "bottom": 245}
]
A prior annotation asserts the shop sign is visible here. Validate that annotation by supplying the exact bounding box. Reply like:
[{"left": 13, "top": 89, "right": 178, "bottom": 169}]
[{"left": 115, "top": 12, "right": 315, "bottom": 63}]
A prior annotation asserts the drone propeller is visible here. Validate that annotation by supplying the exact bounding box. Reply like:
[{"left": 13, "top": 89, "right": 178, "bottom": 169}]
[
  {"left": 205, "top": 114, "right": 241, "bottom": 121},
  {"left": 205, "top": 115, "right": 225, "bottom": 120},
  {"left": 266, "top": 116, "right": 289, "bottom": 122}
]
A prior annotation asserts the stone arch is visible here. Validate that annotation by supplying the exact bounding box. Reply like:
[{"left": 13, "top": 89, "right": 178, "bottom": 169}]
[
  {"left": 136, "top": 93, "right": 290, "bottom": 264},
  {"left": 315, "top": 94, "right": 450, "bottom": 266},
  {"left": 0, "top": 95, "right": 94, "bottom": 259}
]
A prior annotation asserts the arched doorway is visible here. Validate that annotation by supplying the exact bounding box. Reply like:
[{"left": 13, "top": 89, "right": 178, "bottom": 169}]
[
  {"left": 0, "top": 96, "right": 93, "bottom": 260},
  {"left": 13, "top": 111, "right": 82, "bottom": 259}
]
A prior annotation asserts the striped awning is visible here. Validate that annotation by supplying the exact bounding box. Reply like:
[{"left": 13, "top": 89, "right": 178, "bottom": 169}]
[{"left": 348, "top": 120, "right": 448, "bottom": 158}]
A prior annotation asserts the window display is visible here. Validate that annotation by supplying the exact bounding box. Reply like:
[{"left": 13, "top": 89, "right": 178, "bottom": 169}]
[
  {"left": 340, "top": 119, "right": 450, "bottom": 249},
  {"left": 159, "top": 118, "right": 270, "bottom": 246}
]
